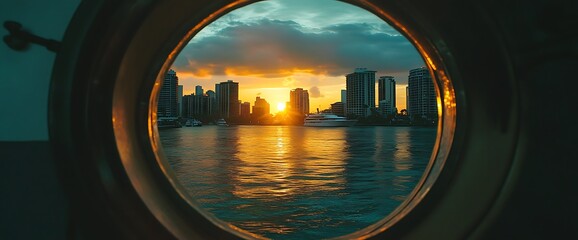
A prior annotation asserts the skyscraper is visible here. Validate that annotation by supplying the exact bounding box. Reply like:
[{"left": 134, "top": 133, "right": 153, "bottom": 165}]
[
  {"left": 346, "top": 68, "right": 376, "bottom": 118},
  {"left": 341, "top": 89, "right": 347, "bottom": 115},
  {"left": 378, "top": 76, "right": 396, "bottom": 116},
  {"left": 407, "top": 67, "right": 437, "bottom": 120},
  {"left": 216, "top": 80, "right": 239, "bottom": 119},
  {"left": 206, "top": 90, "right": 217, "bottom": 117},
  {"left": 289, "top": 88, "right": 310, "bottom": 115},
  {"left": 240, "top": 102, "right": 251, "bottom": 118},
  {"left": 181, "top": 93, "right": 210, "bottom": 118},
  {"left": 195, "top": 85, "right": 204, "bottom": 96},
  {"left": 406, "top": 86, "right": 409, "bottom": 112},
  {"left": 181, "top": 94, "right": 191, "bottom": 118},
  {"left": 157, "top": 69, "right": 179, "bottom": 117},
  {"left": 214, "top": 83, "right": 220, "bottom": 116},
  {"left": 177, "top": 85, "right": 183, "bottom": 117}
]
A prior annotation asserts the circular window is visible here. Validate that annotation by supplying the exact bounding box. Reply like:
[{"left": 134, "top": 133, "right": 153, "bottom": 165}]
[
  {"left": 49, "top": 0, "right": 519, "bottom": 239},
  {"left": 155, "top": 1, "right": 439, "bottom": 238}
]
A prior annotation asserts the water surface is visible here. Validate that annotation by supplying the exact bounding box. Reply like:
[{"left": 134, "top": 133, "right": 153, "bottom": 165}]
[{"left": 160, "top": 125, "right": 436, "bottom": 239}]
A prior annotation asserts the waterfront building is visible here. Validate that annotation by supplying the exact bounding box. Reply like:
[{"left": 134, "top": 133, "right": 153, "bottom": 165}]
[
  {"left": 158, "top": 69, "right": 179, "bottom": 117},
  {"left": 406, "top": 86, "right": 409, "bottom": 114},
  {"left": 216, "top": 80, "right": 239, "bottom": 119},
  {"left": 289, "top": 88, "right": 310, "bottom": 115},
  {"left": 177, "top": 85, "right": 183, "bottom": 117},
  {"left": 182, "top": 93, "right": 209, "bottom": 118},
  {"left": 181, "top": 94, "right": 190, "bottom": 117},
  {"left": 240, "top": 102, "right": 251, "bottom": 118},
  {"left": 195, "top": 85, "right": 203, "bottom": 96},
  {"left": 378, "top": 76, "right": 396, "bottom": 116},
  {"left": 252, "top": 96, "right": 270, "bottom": 117},
  {"left": 341, "top": 89, "right": 347, "bottom": 115},
  {"left": 214, "top": 83, "right": 219, "bottom": 107},
  {"left": 206, "top": 90, "right": 217, "bottom": 116},
  {"left": 331, "top": 102, "right": 345, "bottom": 116},
  {"left": 346, "top": 68, "right": 376, "bottom": 118},
  {"left": 407, "top": 67, "right": 437, "bottom": 120}
]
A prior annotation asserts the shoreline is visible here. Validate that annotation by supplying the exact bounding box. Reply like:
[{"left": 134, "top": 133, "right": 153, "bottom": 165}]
[{"left": 166, "top": 123, "right": 436, "bottom": 128}]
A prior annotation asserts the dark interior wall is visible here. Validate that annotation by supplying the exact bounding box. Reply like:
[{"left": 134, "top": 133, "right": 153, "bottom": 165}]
[
  {"left": 0, "top": 142, "right": 68, "bottom": 240},
  {"left": 476, "top": 1, "right": 578, "bottom": 238},
  {"left": 0, "top": 1, "right": 79, "bottom": 239}
]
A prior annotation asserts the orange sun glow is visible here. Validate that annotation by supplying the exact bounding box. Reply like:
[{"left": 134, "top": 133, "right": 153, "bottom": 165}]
[{"left": 277, "top": 102, "right": 286, "bottom": 112}]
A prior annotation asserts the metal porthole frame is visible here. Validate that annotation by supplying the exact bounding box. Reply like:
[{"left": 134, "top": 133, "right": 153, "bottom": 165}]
[{"left": 49, "top": 0, "right": 519, "bottom": 239}]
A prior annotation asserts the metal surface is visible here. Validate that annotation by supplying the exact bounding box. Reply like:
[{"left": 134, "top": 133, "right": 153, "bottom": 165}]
[
  {"left": 48, "top": 0, "right": 577, "bottom": 239},
  {"left": 3, "top": 21, "right": 61, "bottom": 52}
]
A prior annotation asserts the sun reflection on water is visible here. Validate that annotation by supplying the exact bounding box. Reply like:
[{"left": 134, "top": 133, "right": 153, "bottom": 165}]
[
  {"left": 232, "top": 126, "right": 346, "bottom": 200},
  {"left": 160, "top": 125, "right": 436, "bottom": 239}
]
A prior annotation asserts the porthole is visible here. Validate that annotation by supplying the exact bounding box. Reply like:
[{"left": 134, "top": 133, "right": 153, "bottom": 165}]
[
  {"left": 155, "top": 1, "right": 439, "bottom": 239},
  {"left": 49, "top": 0, "right": 519, "bottom": 239}
]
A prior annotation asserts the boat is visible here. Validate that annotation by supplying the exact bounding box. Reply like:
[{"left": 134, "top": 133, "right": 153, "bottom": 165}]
[
  {"left": 157, "top": 117, "right": 182, "bottom": 129},
  {"left": 216, "top": 118, "right": 228, "bottom": 126},
  {"left": 192, "top": 119, "right": 203, "bottom": 127},
  {"left": 303, "top": 113, "right": 357, "bottom": 127}
]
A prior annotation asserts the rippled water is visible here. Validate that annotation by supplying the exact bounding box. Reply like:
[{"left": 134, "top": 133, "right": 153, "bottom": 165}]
[{"left": 159, "top": 125, "right": 436, "bottom": 239}]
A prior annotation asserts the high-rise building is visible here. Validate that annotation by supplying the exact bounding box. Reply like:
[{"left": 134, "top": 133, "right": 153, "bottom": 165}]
[
  {"left": 181, "top": 94, "right": 190, "bottom": 117},
  {"left": 206, "top": 90, "right": 217, "bottom": 116},
  {"left": 177, "top": 85, "right": 183, "bottom": 117},
  {"left": 195, "top": 85, "right": 203, "bottom": 96},
  {"left": 252, "top": 97, "right": 270, "bottom": 117},
  {"left": 216, "top": 80, "right": 239, "bottom": 119},
  {"left": 289, "top": 88, "right": 310, "bottom": 115},
  {"left": 346, "top": 68, "right": 376, "bottom": 117},
  {"left": 378, "top": 76, "right": 396, "bottom": 116},
  {"left": 341, "top": 89, "right": 347, "bottom": 115},
  {"left": 406, "top": 86, "right": 409, "bottom": 112},
  {"left": 158, "top": 69, "right": 179, "bottom": 117},
  {"left": 240, "top": 102, "right": 251, "bottom": 118},
  {"left": 214, "top": 84, "right": 220, "bottom": 115},
  {"left": 182, "top": 93, "right": 209, "bottom": 118},
  {"left": 407, "top": 67, "right": 437, "bottom": 120}
]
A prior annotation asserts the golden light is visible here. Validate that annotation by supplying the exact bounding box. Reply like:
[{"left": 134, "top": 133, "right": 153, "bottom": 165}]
[{"left": 277, "top": 102, "right": 286, "bottom": 112}]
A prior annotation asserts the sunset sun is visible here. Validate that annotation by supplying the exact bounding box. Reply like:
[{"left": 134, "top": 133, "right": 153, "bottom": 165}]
[{"left": 277, "top": 102, "right": 286, "bottom": 112}]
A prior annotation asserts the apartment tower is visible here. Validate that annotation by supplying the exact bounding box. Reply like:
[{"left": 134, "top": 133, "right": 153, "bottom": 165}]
[
  {"left": 157, "top": 69, "right": 179, "bottom": 117},
  {"left": 289, "top": 88, "right": 310, "bottom": 115},
  {"left": 407, "top": 67, "right": 437, "bottom": 120},
  {"left": 215, "top": 80, "right": 239, "bottom": 119},
  {"left": 346, "top": 68, "right": 376, "bottom": 117},
  {"left": 378, "top": 76, "right": 396, "bottom": 116}
]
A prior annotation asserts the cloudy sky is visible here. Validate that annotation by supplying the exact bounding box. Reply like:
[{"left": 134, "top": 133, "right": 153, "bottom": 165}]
[{"left": 171, "top": 0, "right": 425, "bottom": 112}]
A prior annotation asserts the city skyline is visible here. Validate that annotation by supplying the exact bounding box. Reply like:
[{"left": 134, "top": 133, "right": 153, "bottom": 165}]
[{"left": 170, "top": 0, "right": 425, "bottom": 112}]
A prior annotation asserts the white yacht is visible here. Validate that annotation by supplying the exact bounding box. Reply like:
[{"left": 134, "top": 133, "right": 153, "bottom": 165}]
[
  {"left": 185, "top": 119, "right": 202, "bottom": 127},
  {"left": 216, "top": 118, "right": 228, "bottom": 126},
  {"left": 193, "top": 119, "right": 203, "bottom": 127},
  {"left": 303, "top": 113, "right": 357, "bottom": 127}
]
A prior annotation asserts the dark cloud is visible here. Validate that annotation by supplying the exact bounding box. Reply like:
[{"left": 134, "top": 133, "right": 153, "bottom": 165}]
[
  {"left": 309, "top": 86, "right": 323, "bottom": 98},
  {"left": 173, "top": 19, "right": 424, "bottom": 84}
]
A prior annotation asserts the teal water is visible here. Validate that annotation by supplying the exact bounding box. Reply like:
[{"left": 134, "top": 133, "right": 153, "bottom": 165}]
[{"left": 159, "top": 125, "right": 436, "bottom": 239}]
